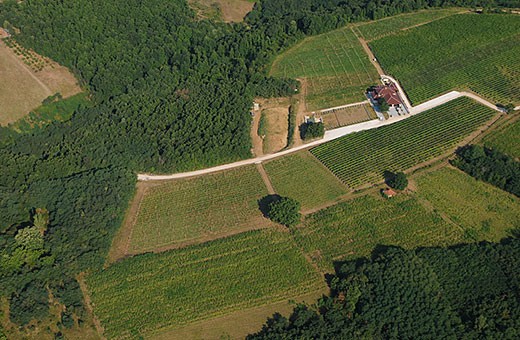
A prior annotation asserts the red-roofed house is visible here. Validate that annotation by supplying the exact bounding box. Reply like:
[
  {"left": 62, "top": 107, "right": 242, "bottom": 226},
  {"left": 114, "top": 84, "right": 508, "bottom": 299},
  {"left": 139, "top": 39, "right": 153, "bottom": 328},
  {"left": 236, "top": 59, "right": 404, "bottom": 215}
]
[
  {"left": 382, "top": 188, "right": 397, "bottom": 198},
  {"left": 370, "top": 83, "right": 403, "bottom": 107}
]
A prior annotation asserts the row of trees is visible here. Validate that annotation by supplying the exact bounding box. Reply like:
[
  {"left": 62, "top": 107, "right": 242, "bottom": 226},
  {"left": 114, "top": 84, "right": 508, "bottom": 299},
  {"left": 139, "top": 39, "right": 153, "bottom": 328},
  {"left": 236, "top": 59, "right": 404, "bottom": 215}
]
[
  {"left": 0, "top": 0, "right": 516, "bottom": 332},
  {"left": 249, "top": 237, "right": 520, "bottom": 338}
]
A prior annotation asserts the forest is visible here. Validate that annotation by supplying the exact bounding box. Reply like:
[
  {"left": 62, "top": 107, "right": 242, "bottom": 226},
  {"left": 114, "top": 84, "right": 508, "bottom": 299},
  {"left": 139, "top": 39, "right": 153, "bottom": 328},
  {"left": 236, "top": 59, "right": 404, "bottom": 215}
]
[
  {"left": 249, "top": 238, "right": 520, "bottom": 339},
  {"left": 0, "top": 0, "right": 518, "bottom": 333}
]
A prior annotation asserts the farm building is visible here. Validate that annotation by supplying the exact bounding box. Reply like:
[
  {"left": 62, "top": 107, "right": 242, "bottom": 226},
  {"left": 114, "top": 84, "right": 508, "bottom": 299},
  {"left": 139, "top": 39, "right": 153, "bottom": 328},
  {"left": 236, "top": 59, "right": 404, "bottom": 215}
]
[
  {"left": 369, "top": 83, "right": 407, "bottom": 117},
  {"left": 382, "top": 188, "right": 397, "bottom": 198},
  {"left": 0, "top": 28, "right": 11, "bottom": 39}
]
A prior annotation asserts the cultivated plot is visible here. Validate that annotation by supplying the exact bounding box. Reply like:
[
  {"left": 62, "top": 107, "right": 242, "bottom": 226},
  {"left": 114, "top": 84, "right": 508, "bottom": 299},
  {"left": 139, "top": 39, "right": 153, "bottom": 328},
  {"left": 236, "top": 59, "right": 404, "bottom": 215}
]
[
  {"left": 369, "top": 14, "right": 520, "bottom": 105},
  {"left": 356, "top": 8, "right": 462, "bottom": 41},
  {"left": 480, "top": 118, "right": 520, "bottom": 158},
  {"left": 263, "top": 152, "right": 348, "bottom": 211},
  {"left": 88, "top": 229, "right": 324, "bottom": 339},
  {"left": 310, "top": 97, "right": 496, "bottom": 188},
  {"left": 296, "top": 194, "right": 464, "bottom": 272},
  {"left": 128, "top": 165, "right": 271, "bottom": 253},
  {"left": 321, "top": 103, "right": 375, "bottom": 129},
  {"left": 270, "top": 27, "right": 379, "bottom": 111},
  {"left": 416, "top": 167, "right": 520, "bottom": 241}
]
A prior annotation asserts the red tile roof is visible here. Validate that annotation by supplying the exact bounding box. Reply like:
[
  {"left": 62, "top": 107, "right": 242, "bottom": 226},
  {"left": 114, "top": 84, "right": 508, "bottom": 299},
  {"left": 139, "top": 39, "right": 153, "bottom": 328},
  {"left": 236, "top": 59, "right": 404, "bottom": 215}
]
[{"left": 372, "top": 84, "right": 403, "bottom": 106}]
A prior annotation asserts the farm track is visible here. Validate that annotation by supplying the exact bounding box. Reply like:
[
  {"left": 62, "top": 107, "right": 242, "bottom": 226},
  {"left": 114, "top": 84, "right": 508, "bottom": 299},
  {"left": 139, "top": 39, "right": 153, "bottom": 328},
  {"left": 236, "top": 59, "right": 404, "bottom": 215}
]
[{"left": 138, "top": 90, "right": 503, "bottom": 181}]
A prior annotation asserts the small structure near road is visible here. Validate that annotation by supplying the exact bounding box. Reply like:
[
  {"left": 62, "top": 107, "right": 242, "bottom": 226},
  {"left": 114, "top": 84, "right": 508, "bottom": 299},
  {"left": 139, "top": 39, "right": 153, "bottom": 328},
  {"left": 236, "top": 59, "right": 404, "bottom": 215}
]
[
  {"left": 0, "top": 28, "right": 11, "bottom": 39},
  {"left": 382, "top": 188, "right": 397, "bottom": 198}
]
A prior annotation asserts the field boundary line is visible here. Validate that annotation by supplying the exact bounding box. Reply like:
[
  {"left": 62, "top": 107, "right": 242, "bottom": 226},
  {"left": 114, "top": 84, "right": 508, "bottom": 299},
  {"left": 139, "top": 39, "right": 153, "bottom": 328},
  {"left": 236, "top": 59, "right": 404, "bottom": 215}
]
[
  {"left": 77, "top": 273, "right": 106, "bottom": 340},
  {"left": 256, "top": 162, "right": 276, "bottom": 195}
]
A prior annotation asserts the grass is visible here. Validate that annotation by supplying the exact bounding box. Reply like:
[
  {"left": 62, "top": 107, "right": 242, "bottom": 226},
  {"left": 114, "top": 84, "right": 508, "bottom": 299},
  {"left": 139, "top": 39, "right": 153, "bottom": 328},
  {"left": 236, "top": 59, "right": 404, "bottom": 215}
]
[
  {"left": 295, "top": 194, "right": 464, "bottom": 272},
  {"left": 263, "top": 152, "right": 348, "bottom": 211},
  {"left": 369, "top": 13, "right": 520, "bottom": 105},
  {"left": 416, "top": 167, "right": 520, "bottom": 242},
  {"left": 88, "top": 229, "right": 323, "bottom": 339},
  {"left": 270, "top": 27, "right": 379, "bottom": 111},
  {"left": 355, "top": 8, "right": 463, "bottom": 41},
  {"left": 480, "top": 118, "right": 520, "bottom": 158},
  {"left": 129, "top": 165, "right": 271, "bottom": 253},
  {"left": 188, "top": 0, "right": 254, "bottom": 22},
  {"left": 310, "top": 97, "right": 496, "bottom": 188}
]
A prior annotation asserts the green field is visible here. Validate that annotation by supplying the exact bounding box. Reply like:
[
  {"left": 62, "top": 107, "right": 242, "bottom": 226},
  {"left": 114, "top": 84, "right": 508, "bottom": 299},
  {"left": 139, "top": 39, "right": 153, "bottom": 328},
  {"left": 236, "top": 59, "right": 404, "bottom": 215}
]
[
  {"left": 416, "top": 167, "right": 520, "bottom": 241},
  {"left": 270, "top": 26, "right": 379, "bottom": 111},
  {"left": 481, "top": 118, "right": 520, "bottom": 158},
  {"left": 369, "top": 14, "right": 520, "bottom": 105},
  {"left": 263, "top": 152, "right": 347, "bottom": 211},
  {"left": 356, "top": 8, "right": 461, "bottom": 41},
  {"left": 310, "top": 97, "right": 496, "bottom": 188},
  {"left": 129, "top": 166, "right": 270, "bottom": 253},
  {"left": 88, "top": 229, "right": 323, "bottom": 339},
  {"left": 295, "top": 194, "right": 464, "bottom": 272}
]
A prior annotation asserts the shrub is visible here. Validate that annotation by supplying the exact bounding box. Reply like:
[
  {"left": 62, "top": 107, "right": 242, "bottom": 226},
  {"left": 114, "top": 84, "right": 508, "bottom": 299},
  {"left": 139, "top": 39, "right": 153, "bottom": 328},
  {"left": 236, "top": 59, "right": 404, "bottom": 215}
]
[
  {"left": 301, "top": 122, "right": 325, "bottom": 140},
  {"left": 268, "top": 197, "right": 301, "bottom": 227},
  {"left": 387, "top": 172, "right": 408, "bottom": 190}
]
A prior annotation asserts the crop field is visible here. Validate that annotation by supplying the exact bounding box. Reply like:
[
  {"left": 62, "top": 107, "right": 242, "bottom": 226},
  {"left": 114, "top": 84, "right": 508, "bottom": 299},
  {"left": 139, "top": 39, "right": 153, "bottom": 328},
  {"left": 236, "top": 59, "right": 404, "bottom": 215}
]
[
  {"left": 369, "top": 14, "right": 520, "bottom": 105},
  {"left": 416, "top": 167, "right": 520, "bottom": 241},
  {"left": 88, "top": 229, "right": 323, "bottom": 339},
  {"left": 263, "top": 152, "right": 347, "bottom": 211},
  {"left": 128, "top": 166, "right": 271, "bottom": 253},
  {"left": 295, "top": 194, "right": 464, "bottom": 272},
  {"left": 321, "top": 103, "right": 375, "bottom": 129},
  {"left": 310, "top": 97, "right": 496, "bottom": 188},
  {"left": 270, "top": 27, "right": 379, "bottom": 111},
  {"left": 480, "top": 118, "right": 520, "bottom": 158},
  {"left": 355, "top": 8, "right": 462, "bottom": 41}
]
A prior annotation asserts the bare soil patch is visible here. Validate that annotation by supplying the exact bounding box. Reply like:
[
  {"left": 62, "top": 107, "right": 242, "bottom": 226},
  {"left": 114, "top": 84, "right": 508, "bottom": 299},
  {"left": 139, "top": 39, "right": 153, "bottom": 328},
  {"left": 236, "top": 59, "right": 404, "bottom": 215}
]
[
  {"left": 321, "top": 103, "right": 375, "bottom": 129},
  {"left": 256, "top": 97, "right": 290, "bottom": 153},
  {"left": 188, "top": 0, "right": 254, "bottom": 22}
]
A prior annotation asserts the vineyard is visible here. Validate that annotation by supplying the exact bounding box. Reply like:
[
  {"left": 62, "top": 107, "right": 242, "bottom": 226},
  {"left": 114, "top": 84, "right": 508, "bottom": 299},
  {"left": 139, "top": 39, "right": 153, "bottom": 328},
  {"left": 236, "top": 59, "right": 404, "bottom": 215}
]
[
  {"left": 416, "top": 167, "right": 520, "bottom": 242},
  {"left": 321, "top": 103, "right": 376, "bottom": 129},
  {"left": 269, "top": 26, "right": 379, "bottom": 111},
  {"left": 355, "top": 8, "right": 461, "bottom": 41},
  {"left": 369, "top": 14, "right": 520, "bottom": 105},
  {"left": 88, "top": 229, "right": 324, "bottom": 339},
  {"left": 295, "top": 194, "right": 464, "bottom": 272},
  {"left": 310, "top": 97, "right": 496, "bottom": 188},
  {"left": 128, "top": 165, "right": 271, "bottom": 253},
  {"left": 481, "top": 118, "right": 520, "bottom": 158},
  {"left": 263, "top": 152, "right": 347, "bottom": 210}
]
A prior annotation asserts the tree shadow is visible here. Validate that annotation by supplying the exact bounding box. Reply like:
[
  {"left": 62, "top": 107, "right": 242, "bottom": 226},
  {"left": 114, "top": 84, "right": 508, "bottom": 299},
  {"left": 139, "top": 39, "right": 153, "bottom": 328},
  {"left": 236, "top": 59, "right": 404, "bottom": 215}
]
[
  {"left": 382, "top": 170, "right": 395, "bottom": 186},
  {"left": 258, "top": 194, "right": 281, "bottom": 218}
]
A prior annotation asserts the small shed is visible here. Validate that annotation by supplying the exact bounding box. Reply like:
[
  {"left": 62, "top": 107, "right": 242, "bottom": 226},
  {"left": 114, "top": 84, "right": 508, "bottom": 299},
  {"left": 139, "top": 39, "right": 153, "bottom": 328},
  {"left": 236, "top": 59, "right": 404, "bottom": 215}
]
[{"left": 382, "top": 188, "right": 397, "bottom": 198}]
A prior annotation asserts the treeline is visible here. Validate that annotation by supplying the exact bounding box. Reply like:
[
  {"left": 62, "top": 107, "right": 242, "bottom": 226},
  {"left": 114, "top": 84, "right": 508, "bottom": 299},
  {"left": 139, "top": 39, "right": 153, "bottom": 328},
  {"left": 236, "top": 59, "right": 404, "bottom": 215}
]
[
  {"left": 0, "top": 0, "right": 517, "bottom": 333},
  {"left": 452, "top": 145, "right": 520, "bottom": 197},
  {"left": 249, "top": 238, "right": 520, "bottom": 339}
]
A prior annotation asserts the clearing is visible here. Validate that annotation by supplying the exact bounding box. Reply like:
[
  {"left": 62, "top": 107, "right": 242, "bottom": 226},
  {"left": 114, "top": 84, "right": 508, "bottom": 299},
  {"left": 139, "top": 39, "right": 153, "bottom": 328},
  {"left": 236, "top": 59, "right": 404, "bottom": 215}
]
[
  {"left": 310, "top": 97, "right": 497, "bottom": 188},
  {"left": 415, "top": 166, "right": 520, "bottom": 241},
  {"left": 124, "top": 165, "right": 273, "bottom": 254},
  {"left": 87, "top": 229, "right": 324, "bottom": 339},
  {"left": 270, "top": 26, "right": 379, "bottom": 111},
  {"left": 0, "top": 38, "right": 81, "bottom": 125},
  {"left": 369, "top": 13, "right": 520, "bottom": 105},
  {"left": 480, "top": 116, "right": 520, "bottom": 158},
  {"left": 188, "top": 0, "right": 254, "bottom": 22},
  {"left": 263, "top": 151, "right": 347, "bottom": 211},
  {"left": 255, "top": 97, "right": 290, "bottom": 154}
]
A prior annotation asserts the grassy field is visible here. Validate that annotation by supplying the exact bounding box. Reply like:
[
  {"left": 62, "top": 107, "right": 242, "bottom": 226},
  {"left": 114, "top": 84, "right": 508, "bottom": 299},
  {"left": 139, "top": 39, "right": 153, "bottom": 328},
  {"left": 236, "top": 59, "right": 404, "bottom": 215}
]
[
  {"left": 88, "top": 229, "right": 323, "bottom": 339},
  {"left": 416, "top": 167, "right": 520, "bottom": 241},
  {"left": 263, "top": 152, "right": 348, "bottom": 211},
  {"left": 355, "top": 8, "right": 462, "bottom": 41},
  {"left": 128, "top": 165, "right": 271, "bottom": 253},
  {"left": 310, "top": 97, "right": 496, "bottom": 188},
  {"left": 295, "top": 194, "right": 464, "bottom": 272},
  {"left": 188, "top": 0, "right": 254, "bottom": 22},
  {"left": 270, "top": 27, "right": 379, "bottom": 111},
  {"left": 480, "top": 118, "right": 520, "bottom": 158},
  {"left": 369, "top": 14, "right": 520, "bottom": 105},
  {"left": 321, "top": 103, "right": 375, "bottom": 129}
]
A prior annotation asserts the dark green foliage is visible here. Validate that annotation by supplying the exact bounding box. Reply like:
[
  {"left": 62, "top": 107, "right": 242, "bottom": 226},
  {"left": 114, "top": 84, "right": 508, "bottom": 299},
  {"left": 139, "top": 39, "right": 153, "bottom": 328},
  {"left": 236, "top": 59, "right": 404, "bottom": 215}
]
[
  {"left": 249, "top": 238, "right": 520, "bottom": 339},
  {"left": 300, "top": 121, "right": 325, "bottom": 140},
  {"left": 286, "top": 105, "right": 297, "bottom": 148},
  {"left": 9, "top": 282, "right": 49, "bottom": 325},
  {"left": 452, "top": 145, "right": 520, "bottom": 197},
  {"left": 387, "top": 171, "right": 408, "bottom": 190},
  {"left": 267, "top": 197, "right": 301, "bottom": 227},
  {"left": 378, "top": 97, "right": 390, "bottom": 111}
]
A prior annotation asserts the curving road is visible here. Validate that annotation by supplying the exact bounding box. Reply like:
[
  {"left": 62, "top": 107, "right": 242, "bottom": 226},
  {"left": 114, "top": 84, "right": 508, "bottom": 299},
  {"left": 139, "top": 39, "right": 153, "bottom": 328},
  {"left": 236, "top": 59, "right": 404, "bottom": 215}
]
[{"left": 138, "top": 87, "right": 503, "bottom": 181}]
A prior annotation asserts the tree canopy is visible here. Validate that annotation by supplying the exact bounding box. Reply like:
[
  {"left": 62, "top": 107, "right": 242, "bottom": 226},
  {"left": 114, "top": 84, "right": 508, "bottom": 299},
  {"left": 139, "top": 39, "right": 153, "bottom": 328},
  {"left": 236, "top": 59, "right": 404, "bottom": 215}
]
[{"left": 267, "top": 197, "right": 301, "bottom": 227}]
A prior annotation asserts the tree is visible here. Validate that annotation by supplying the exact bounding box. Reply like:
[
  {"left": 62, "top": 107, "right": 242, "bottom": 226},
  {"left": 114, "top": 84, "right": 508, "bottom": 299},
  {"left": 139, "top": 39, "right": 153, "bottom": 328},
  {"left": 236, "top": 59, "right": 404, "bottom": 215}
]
[
  {"left": 378, "top": 97, "right": 389, "bottom": 112},
  {"left": 301, "top": 121, "right": 325, "bottom": 140},
  {"left": 268, "top": 197, "right": 301, "bottom": 227},
  {"left": 387, "top": 172, "right": 408, "bottom": 190}
]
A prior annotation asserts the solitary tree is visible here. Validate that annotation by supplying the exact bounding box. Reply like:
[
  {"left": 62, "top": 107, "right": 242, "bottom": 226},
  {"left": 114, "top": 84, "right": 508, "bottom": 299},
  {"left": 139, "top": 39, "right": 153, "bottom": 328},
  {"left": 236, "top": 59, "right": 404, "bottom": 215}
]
[
  {"left": 268, "top": 197, "right": 301, "bottom": 227},
  {"left": 301, "top": 122, "right": 325, "bottom": 140},
  {"left": 387, "top": 172, "right": 408, "bottom": 190}
]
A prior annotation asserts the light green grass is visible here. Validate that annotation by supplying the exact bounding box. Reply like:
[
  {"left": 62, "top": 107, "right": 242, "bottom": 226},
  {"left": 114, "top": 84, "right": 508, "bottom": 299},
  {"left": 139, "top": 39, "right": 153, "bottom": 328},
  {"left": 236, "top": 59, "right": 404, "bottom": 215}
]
[
  {"left": 356, "top": 8, "right": 462, "bottom": 41},
  {"left": 88, "top": 229, "right": 324, "bottom": 339},
  {"left": 296, "top": 194, "right": 464, "bottom": 272},
  {"left": 129, "top": 166, "right": 270, "bottom": 253},
  {"left": 416, "top": 167, "right": 520, "bottom": 241},
  {"left": 369, "top": 13, "right": 520, "bottom": 105},
  {"left": 270, "top": 27, "right": 379, "bottom": 110},
  {"left": 311, "top": 97, "right": 496, "bottom": 188},
  {"left": 480, "top": 119, "right": 520, "bottom": 158},
  {"left": 263, "top": 152, "right": 348, "bottom": 211}
]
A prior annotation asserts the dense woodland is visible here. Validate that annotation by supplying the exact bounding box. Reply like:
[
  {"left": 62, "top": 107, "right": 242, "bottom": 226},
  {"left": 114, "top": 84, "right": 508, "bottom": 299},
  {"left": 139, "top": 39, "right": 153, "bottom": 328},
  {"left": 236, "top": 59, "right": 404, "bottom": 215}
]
[
  {"left": 249, "top": 238, "right": 520, "bottom": 339},
  {"left": 0, "top": 0, "right": 518, "bottom": 334}
]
